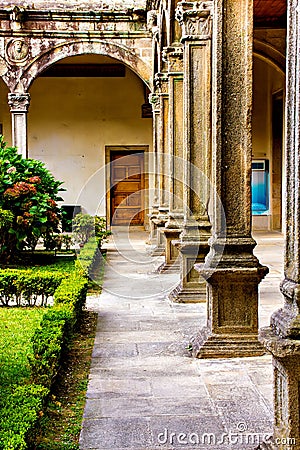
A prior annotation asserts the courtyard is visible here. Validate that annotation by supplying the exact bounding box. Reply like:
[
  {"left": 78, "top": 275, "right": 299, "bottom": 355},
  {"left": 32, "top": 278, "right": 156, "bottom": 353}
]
[{"left": 79, "top": 230, "right": 284, "bottom": 450}]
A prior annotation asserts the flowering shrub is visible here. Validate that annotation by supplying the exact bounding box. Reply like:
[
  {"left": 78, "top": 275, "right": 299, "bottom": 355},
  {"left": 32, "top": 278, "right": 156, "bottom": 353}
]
[{"left": 0, "top": 137, "right": 64, "bottom": 262}]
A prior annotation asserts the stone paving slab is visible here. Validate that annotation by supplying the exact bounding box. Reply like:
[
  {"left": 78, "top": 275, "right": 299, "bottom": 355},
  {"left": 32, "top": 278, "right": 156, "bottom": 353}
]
[{"left": 80, "top": 231, "right": 283, "bottom": 450}]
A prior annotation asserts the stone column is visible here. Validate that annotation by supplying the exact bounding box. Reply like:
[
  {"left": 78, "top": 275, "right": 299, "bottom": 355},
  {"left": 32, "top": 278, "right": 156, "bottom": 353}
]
[
  {"left": 8, "top": 92, "right": 30, "bottom": 158},
  {"left": 148, "top": 92, "right": 160, "bottom": 245},
  {"left": 192, "top": 0, "right": 268, "bottom": 357},
  {"left": 150, "top": 72, "right": 169, "bottom": 256},
  {"left": 169, "top": 1, "right": 212, "bottom": 302},
  {"left": 259, "top": 0, "right": 300, "bottom": 448},
  {"left": 158, "top": 45, "right": 184, "bottom": 272}
]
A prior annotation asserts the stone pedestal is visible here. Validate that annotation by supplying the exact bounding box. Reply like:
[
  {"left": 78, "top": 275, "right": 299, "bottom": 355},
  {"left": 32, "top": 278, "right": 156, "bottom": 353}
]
[
  {"left": 168, "top": 239, "right": 208, "bottom": 302},
  {"left": 150, "top": 211, "right": 168, "bottom": 256},
  {"left": 8, "top": 92, "right": 30, "bottom": 157},
  {"left": 258, "top": 329, "right": 300, "bottom": 450},
  {"left": 193, "top": 242, "right": 268, "bottom": 357},
  {"left": 191, "top": 0, "right": 268, "bottom": 357},
  {"left": 156, "top": 228, "right": 181, "bottom": 272},
  {"left": 258, "top": 1, "right": 300, "bottom": 447}
]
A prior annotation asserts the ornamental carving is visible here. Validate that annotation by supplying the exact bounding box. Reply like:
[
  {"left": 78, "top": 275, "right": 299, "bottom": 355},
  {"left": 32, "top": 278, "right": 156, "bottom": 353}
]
[
  {"left": 147, "top": 10, "right": 158, "bottom": 32},
  {"left": 149, "top": 93, "right": 159, "bottom": 105},
  {"left": 8, "top": 93, "right": 31, "bottom": 112},
  {"left": 176, "top": 1, "right": 213, "bottom": 39},
  {"left": 162, "top": 46, "right": 183, "bottom": 72},
  {"left": 154, "top": 72, "right": 169, "bottom": 93},
  {"left": 149, "top": 93, "right": 160, "bottom": 112},
  {"left": 6, "top": 39, "right": 30, "bottom": 64}
]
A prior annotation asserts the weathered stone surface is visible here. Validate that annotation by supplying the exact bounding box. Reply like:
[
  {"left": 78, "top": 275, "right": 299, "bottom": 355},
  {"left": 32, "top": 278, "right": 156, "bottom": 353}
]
[
  {"left": 191, "top": 0, "right": 269, "bottom": 357},
  {"left": 8, "top": 92, "right": 30, "bottom": 156},
  {"left": 0, "top": 1, "right": 147, "bottom": 12},
  {"left": 258, "top": 2, "right": 300, "bottom": 448},
  {"left": 79, "top": 230, "right": 280, "bottom": 450}
]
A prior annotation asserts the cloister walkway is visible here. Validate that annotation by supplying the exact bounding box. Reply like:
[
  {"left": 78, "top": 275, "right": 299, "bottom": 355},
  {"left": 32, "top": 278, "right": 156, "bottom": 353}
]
[{"left": 79, "top": 229, "right": 283, "bottom": 450}]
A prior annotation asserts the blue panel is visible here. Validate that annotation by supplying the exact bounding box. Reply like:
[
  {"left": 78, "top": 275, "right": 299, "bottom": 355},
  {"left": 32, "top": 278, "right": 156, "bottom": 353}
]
[{"left": 251, "top": 161, "right": 269, "bottom": 215}]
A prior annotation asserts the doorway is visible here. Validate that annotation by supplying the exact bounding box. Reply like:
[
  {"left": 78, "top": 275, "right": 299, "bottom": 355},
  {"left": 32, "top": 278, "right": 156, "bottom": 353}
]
[{"left": 106, "top": 147, "right": 147, "bottom": 226}]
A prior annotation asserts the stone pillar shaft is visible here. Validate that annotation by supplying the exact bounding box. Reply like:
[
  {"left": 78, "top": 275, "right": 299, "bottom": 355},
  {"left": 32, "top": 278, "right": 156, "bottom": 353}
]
[
  {"left": 165, "top": 46, "right": 184, "bottom": 219},
  {"left": 8, "top": 93, "right": 30, "bottom": 158},
  {"left": 150, "top": 73, "right": 169, "bottom": 256},
  {"left": 157, "top": 46, "right": 184, "bottom": 272},
  {"left": 169, "top": 1, "right": 212, "bottom": 301},
  {"left": 155, "top": 72, "right": 170, "bottom": 212},
  {"left": 192, "top": 0, "right": 268, "bottom": 356},
  {"left": 148, "top": 93, "right": 160, "bottom": 245},
  {"left": 259, "top": 1, "right": 300, "bottom": 448}
]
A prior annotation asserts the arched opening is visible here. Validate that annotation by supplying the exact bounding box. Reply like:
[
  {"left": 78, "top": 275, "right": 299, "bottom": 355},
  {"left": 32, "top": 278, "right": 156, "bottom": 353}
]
[
  {"left": 252, "top": 54, "right": 285, "bottom": 231},
  {"left": 28, "top": 54, "right": 152, "bottom": 227}
]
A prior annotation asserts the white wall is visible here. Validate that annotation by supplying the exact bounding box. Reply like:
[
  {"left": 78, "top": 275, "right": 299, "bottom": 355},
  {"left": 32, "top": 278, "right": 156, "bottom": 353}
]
[{"left": 28, "top": 57, "right": 152, "bottom": 216}]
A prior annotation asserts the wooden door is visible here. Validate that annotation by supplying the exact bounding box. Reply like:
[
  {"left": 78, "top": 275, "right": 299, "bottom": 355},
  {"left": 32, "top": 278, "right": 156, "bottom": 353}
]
[{"left": 111, "top": 152, "right": 144, "bottom": 225}]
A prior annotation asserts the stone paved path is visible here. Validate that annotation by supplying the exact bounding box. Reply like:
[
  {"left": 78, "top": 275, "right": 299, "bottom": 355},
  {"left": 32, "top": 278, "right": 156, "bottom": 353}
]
[{"left": 79, "top": 229, "right": 283, "bottom": 450}]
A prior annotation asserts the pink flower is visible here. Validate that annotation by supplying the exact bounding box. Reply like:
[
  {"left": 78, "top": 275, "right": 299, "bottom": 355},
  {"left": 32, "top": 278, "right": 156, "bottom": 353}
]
[{"left": 7, "top": 166, "right": 16, "bottom": 174}]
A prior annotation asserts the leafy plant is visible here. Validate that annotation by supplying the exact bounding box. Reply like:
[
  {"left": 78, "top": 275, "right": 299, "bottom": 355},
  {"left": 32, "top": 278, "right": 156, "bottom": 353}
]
[
  {"left": 94, "top": 216, "right": 111, "bottom": 249},
  {"left": 72, "top": 214, "right": 94, "bottom": 245},
  {"left": 72, "top": 213, "right": 111, "bottom": 248},
  {"left": 0, "top": 136, "right": 64, "bottom": 262}
]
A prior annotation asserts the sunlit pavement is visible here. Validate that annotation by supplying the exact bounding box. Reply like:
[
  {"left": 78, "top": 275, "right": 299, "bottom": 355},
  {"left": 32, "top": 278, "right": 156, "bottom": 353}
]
[{"left": 80, "top": 230, "right": 284, "bottom": 450}]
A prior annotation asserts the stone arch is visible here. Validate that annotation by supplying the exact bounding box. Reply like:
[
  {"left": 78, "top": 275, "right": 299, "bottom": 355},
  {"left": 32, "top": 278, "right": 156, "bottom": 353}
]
[
  {"left": 10, "top": 39, "right": 152, "bottom": 93},
  {"left": 253, "top": 39, "right": 286, "bottom": 75}
]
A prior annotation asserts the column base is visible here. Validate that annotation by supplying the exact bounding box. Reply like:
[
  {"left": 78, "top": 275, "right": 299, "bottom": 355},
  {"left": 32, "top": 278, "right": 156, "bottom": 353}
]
[
  {"left": 149, "top": 216, "right": 168, "bottom": 256},
  {"left": 156, "top": 261, "right": 180, "bottom": 273},
  {"left": 150, "top": 247, "right": 165, "bottom": 257},
  {"left": 168, "top": 280, "right": 206, "bottom": 303},
  {"left": 191, "top": 327, "right": 265, "bottom": 358},
  {"left": 155, "top": 228, "right": 181, "bottom": 272},
  {"left": 168, "top": 239, "right": 209, "bottom": 303}
]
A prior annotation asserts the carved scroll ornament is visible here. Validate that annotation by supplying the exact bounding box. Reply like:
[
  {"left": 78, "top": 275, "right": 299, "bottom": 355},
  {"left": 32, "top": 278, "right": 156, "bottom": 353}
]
[{"left": 175, "top": 1, "right": 213, "bottom": 39}]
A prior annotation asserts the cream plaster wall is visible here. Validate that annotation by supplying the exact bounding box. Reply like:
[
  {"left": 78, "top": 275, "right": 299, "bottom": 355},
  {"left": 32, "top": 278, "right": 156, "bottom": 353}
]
[
  {"left": 0, "top": 79, "right": 11, "bottom": 141},
  {"left": 253, "top": 57, "right": 284, "bottom": 159},
  {"left": 252, "top": 56, "right": 285, "bottom": 230},
  {"left": 27, "top": 60, "right": 152, "bottom": 217}
]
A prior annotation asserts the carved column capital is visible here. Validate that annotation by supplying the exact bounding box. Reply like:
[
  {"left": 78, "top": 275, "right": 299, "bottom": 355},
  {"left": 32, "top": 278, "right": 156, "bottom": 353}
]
[
  {"left": 162, "top": 46, "right": 184, "bottom": 73},
  {"left": 149, "top": 92, "right": 160, "bottom": 112},
  {"left": 175, "top": 1, "right": 213, "bottom": 40},
  {"left": 147, "top": 10, "right": 158, "bottom": 33},
  {"left": 154, "top": 72, "right": 169, "bottom": 94},
  {"left": 8, "top": 93, "right": 30, "bottom": 112}
]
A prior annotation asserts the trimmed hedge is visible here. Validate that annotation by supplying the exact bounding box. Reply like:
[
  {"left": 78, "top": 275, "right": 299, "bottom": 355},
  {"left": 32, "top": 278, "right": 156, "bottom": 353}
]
[
  {"left": 76, "top": 236, "right": 100, "bottom": 277},
  {"left": 0, "top": 269, "right": 88, "bottom": 449},
  {"left": 0, "top": 384, "right": 49, "bottom": 450},
  {"left": 0, "top": 270, "right": 64, "bottom": 306},
  {"left": 30, "top": 273, "right": 88, "bottom": 389}
]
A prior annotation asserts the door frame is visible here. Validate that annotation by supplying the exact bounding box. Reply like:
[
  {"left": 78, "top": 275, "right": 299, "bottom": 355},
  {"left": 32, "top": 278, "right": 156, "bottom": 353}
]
[{"left": 105, "top": 145, "right": 149, "bottom": 228}]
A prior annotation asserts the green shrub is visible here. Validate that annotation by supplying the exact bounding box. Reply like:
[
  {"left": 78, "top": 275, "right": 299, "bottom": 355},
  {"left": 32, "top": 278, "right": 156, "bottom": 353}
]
[
  {"left": 0, "top": 263, "right": 88, "bottom": 449},
  {"left": 0, "top": 137, "right": 64, "bottom": 262},
  {"left": 0, "top": 384, "right": 49, "bottom": 450},
  {"left": 76, "top": 237, "right": 99, "bottom": 277},
  {"left": 94, "top": 216, "right": 111, "bottom": 249},
  {"left": 29, "top": 308, "right": 75, "bottom": 388},
  {"left": 72, "top": 213, "right": 111, "bottom": 248},
  {"left": 0, "top": 269, "right": 64, "bottom": 306},
  {"left": 72, "top": 213, "right": 94, "bottom": 245},
  {"left": 54, "top": 272, "right": 88, "bottom": 322},
  {"left": 30, "top": 271, "right": 88, "bottom": 389}
]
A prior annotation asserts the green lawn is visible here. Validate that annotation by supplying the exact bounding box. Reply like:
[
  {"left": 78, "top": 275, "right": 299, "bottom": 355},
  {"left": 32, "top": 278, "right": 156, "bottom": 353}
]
[{"left": 0, "top": 308, "right": 45, "bottom": 393}]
